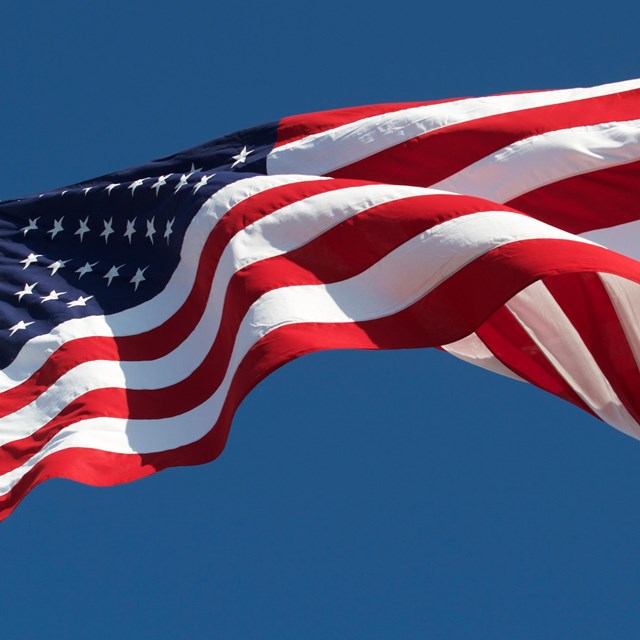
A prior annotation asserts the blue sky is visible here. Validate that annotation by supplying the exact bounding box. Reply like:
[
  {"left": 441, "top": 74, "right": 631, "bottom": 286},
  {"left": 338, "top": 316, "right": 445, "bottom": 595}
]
[{"left": 2, "top": 2, "right": 640, "bottom": 638}]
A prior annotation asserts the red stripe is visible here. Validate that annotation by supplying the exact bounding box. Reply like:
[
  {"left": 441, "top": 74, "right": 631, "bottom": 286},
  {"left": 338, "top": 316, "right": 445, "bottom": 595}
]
[
  {"left": 275, "top": 98, "right": 465, "bottom": 148},
  {"left": 506, "top": 159, "right": 640, "bottom": 234},
  {"left": 327, "top": 89, "right": 640, "bottom": 189}
]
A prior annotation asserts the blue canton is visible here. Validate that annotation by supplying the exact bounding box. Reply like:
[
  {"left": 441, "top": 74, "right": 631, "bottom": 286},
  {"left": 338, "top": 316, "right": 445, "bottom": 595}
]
[{"left": 0, "top": 122, "right": 278, "bottom": 369}]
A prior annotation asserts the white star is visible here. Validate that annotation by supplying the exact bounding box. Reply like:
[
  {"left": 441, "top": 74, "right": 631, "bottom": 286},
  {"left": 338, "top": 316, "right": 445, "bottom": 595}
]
[
  {"left": 151, "top": 174, "right": 172, "bottom": 195},
  {"left": 61, "top": 190, "right": 68, "bottom": 196},
  {"left": 21, "top": 217, "right": 39, "bottom": 236},
  {"left": 9, "top": 320, "right": 34, "bottom": 336},
  {"left": 128, "top": 178, "right": 147, "bottom": 195},
  {"left": 231, "top": 146, "right": 253, "bottom": 168},
  {"left": 67, "top": 295, "right": 93, "bottom": 308},
  {"left": 47, "top": 218, "right": 64, "bottom": 239},
  {"left": 20, "top": 253, "right": 41, "bottom": 269},
  {"left": 106, "top": 183, "right": 121, "bottom": 195},
  {"left": 193, "top": 174, "right": 214, "bottom": 193},
  {"left": 145, "top": 217, "right": 156, "bottom": 244},
  {"left": 100, "top": 218, "right": 115, "bottom": 243},
  {"left": 83, "top": 187, "right": 93, "bottom": 196},
  {"left": 15, "top": 282, "right": 37, "bottom": 301},
  {"left": 174, "top": 172, "right": 194, "bottom": 193},
  {"left": 130, "top": 266, "right": 148, "bottom": 291},
  {"left": 104, "top": 264, "right": 124, "bottom": 286},
  {"left": 75, "top": 217, "right": 90, "bottom": 241},
  {"left": 124, "top": 218, "right": 137, "bottom": 243},
  {"left": 76, "top": 261, "right": 98, "bottom": 279},
  {"left": 47, "top": 259, "right": 71, "bottom": 276},
  {"left": 41, "top": 290, "right": 66, "bottom": 303},
  {"left": 164, "top": 218, "right": 175, "bottom": 243},
  {"left": 190, "top": 163, "right": 203, "bottom": 172}
]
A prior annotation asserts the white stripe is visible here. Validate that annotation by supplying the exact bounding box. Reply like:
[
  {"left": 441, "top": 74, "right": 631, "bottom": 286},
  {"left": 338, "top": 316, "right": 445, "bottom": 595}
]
[
  {"left": 505, "top": 280, "right": 640, "bottom": 438},
  {"left": 0, "top": 211, "right": 594, "bottom": 469},
  {"left": 442, "top": 333, "right": 524, "bottom": 382},
  {"left": 267, "top": 79, "right": 640, "bottom": 176},
  {"left": 431, "top": 119, "right": 640, "bottom": 204},
  {"left": 0, "top": 174, "right": 325, "bottom": 389}
]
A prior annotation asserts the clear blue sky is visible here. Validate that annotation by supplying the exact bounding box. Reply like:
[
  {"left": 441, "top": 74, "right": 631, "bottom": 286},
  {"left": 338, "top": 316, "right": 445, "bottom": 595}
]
[{"left": 2, "top": 2, "right": 640, "bottom": 638}]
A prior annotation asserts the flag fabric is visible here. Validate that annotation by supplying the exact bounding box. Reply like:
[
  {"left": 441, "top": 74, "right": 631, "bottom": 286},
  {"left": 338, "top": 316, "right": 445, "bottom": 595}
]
[{"left": 1, "top": 78, "right": 640, "bottom": 521}]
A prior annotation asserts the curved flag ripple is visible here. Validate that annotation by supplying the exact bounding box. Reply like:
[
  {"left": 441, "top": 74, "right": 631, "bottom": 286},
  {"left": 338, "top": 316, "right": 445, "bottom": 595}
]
[{"left": 1, "top": 78, "right": 640, "bottom": 520}]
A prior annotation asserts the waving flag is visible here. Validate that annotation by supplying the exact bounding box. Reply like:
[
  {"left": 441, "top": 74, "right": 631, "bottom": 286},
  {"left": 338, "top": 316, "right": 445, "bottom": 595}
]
[{"left": 1, "top": 78, "right": 640, "bottom": 521}]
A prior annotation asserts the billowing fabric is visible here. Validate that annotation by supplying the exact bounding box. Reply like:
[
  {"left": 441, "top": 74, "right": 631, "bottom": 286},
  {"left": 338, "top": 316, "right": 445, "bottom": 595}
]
[{"left": 1, "top": 78, "right": 640, "bottom": 520}]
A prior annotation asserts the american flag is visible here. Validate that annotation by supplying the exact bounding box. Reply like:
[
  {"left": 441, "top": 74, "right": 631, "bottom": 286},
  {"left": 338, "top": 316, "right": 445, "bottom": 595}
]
[{"left": 1, "top": 77, "right": 640, "bottom": 520}]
